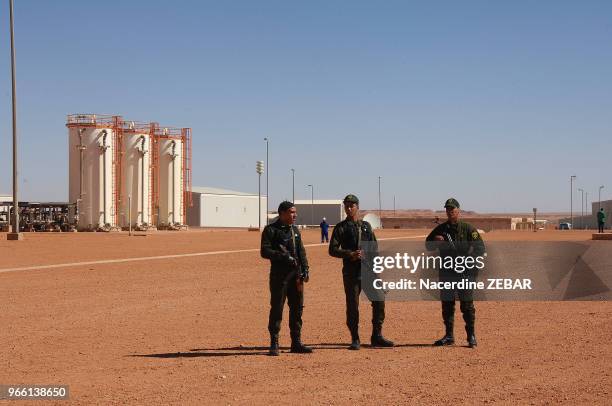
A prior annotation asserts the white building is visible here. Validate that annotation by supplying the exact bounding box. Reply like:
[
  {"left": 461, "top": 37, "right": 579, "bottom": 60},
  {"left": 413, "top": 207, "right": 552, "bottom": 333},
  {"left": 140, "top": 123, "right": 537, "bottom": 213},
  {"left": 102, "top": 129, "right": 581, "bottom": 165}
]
[{"left": 186, "top": 187, "right": 267, "bottom": 228}]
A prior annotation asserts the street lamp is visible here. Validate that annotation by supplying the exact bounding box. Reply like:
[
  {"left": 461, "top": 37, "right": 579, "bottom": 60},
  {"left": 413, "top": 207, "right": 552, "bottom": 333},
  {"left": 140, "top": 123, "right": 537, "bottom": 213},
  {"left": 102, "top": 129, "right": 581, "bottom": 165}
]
[
  {"left": 307, "top": 184, "right": 314, "bottom": 226},
  {"left": 570, "top": 175, "right": 576, "bottom": 230},
  {"left": 578, "top": 188, "right": 584, "bottom": 229},
  {"left": 291, "top": 168, "right": 295, "bottom": 203},
  {"left": 585, "top": 191, "right": 589, "bottom": 229},
  {"left": 599, "top": 185, "right": 605, "bottom": 211},
  {"left": 378, "top": 176, "right": 382, "bottom": 219},
  {"left": 256, "top": 160, "right": 265, "bottom": 230},
  {"left": 264, "top": 138, "right": 269, "bottom": 225},
  {"left": 7, "top": 0, "right": 23, "bottom": 241}
]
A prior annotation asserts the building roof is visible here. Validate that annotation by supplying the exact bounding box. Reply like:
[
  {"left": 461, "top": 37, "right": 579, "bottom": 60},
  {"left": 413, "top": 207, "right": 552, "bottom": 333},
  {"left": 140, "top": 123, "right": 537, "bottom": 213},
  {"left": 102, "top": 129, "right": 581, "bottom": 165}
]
[{"left": 191, "top": 186, "right": 265, "bottom": 197}]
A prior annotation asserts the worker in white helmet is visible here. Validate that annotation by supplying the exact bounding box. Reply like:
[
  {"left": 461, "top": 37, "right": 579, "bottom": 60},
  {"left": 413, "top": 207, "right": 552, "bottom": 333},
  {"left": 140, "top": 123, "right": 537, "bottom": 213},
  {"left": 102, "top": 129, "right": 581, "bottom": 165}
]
[{"left": 320, "top": 217, "right": 329, "bottom": 243}]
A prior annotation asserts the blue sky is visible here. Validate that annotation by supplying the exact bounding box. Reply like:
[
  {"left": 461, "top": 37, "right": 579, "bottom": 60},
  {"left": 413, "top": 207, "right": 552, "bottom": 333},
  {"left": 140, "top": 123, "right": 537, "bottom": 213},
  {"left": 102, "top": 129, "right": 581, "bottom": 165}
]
[{"left": 0, "top": 0, "right": 610, "bottom": 212}]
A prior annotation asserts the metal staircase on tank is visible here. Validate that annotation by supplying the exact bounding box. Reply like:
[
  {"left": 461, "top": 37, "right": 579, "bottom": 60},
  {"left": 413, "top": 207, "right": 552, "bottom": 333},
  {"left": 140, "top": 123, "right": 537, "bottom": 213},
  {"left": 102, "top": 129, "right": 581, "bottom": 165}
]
[
  {"left": 111, "top": 116, "right": 123, "bottom": 231},
  {"left": 150, "top": 123, "right": 160, "bottom": 229},
  {"left": 181, "top": 128, "right": 192, "bottom": 228}
]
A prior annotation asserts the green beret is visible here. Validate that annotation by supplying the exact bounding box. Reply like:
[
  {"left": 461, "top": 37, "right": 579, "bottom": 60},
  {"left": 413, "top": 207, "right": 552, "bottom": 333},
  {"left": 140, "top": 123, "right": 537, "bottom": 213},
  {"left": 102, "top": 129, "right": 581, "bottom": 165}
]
[
  {"left": 444, "top": 198, "right": 460, "bottom": 209},
  {"left": 343, "top": 194, "right": 359, "bottom": 205}
]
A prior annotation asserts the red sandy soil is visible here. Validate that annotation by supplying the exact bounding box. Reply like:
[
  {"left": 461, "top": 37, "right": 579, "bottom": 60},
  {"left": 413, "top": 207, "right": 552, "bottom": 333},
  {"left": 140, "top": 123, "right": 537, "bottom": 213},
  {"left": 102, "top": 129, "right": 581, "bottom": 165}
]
[{"left": 0, "top": 229, "right": 610, "bottom": 404}]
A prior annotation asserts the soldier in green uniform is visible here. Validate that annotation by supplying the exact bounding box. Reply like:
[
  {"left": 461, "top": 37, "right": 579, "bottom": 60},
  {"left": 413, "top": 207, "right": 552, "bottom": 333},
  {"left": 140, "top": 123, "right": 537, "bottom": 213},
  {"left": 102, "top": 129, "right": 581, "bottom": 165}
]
[
  {"left": 425, "top": 198, "right": 485, "bottom": 348},
  {"left": 597, "top": 208, "right": 606, "bottom": 233},
  {"left": 261, "top": 201, "right": 312, "bottom": 356},
  {"left": 329, "top": 194, "right": 394, "bottom": 350}
]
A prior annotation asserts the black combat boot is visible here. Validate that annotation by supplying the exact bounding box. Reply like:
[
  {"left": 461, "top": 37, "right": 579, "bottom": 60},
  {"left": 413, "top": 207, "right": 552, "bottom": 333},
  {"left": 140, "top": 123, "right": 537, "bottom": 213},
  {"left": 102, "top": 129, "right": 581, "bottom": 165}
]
[
  {"left": 290, "top": 334, "right": 313, "bottom": 354},
  {"left": 434, "top": 321, "right": 454, "bottom": 346},
  {"left": 371, "top": 326, "right": 394, "bottom": 347},
  {"left": 434, "top": 334, "right": 455, "bottom": 346},
  {"left": 462, "top": 301, "right": 477, "bottom": 348},
  {"left": 349, "top": 331, "right": 361, "bottom": 350},
  {"left": 435, "top": 302, "right": 455, "bottom": 346},
  {"left": 269, "top": 334, "right": 280, "bottom": 356},
  {"left": 466, "top": 326, "right": 477, "bottom": 348}
]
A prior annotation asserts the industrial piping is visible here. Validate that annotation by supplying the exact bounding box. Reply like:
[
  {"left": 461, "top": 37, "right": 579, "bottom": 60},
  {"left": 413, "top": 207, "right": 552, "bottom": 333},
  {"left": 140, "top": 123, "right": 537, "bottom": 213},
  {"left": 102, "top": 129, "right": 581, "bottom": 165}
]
[
  {"left": 139, "top": 135, "right": 147, "bottom": 226},
  {"left": 170, "top": 140, "right": 177, "bottom": 225},
  {"left": 100, "top": 130, "right": 109, "bottom": 227},
  {"left": 78, "top": 128, "right": 86, "bottom": 201}
]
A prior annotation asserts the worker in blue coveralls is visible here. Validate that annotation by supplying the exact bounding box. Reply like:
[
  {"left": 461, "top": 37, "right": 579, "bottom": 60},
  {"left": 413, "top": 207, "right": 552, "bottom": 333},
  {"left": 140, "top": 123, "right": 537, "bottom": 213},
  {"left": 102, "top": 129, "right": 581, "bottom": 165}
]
[{"left": 320, "top": 217, "right": 330, "bottom": 243}]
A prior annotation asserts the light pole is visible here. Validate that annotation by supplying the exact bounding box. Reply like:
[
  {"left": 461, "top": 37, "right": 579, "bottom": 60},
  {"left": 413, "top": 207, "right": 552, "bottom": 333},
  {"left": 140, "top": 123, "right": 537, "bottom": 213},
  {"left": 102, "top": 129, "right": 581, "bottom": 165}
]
[
  {"left": 570, "top": 175, "right": 576, "bottom": 229},
  {"left": 393, "top": 195, "right": 396, "bottom": 217},
  {"left": 585, "top": 191, "right": 589, "bottom": 229},
  {"left": 7, "top": 0, "right": 23, "bottom": 241},
  {"left": 578, "top": 188, "right": 584, "bottom": 229},
  {"left": 307, "top": 184, "right": 314, "bottom": 226},
  {"left": 378, "top": 176, "right": 382, "bottom": 219},
  {"left": 264, "top": 138, "right": 269, "bottom": 225},
  {"left": 599, "top": 185, "right": 604, "bottom": 211},
  {"left": 128, "top": 194, "right": 132, "bottom": 236},
  {"left": 291, "top": 168, "right": 295, "bottom": 203},
  {"left": 256, "top": 160, "right": 264, "bottom": 230}
]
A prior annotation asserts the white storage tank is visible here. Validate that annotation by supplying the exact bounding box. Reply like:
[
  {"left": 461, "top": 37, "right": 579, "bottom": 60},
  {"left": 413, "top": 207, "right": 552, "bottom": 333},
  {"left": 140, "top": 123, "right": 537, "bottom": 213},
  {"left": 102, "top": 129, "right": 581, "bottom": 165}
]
[
  {"left": 121, "top": 122, "right": 153, "bottom": 230},
  {"left": 156, "top": 128, "right": 185, "bottom": 228},
  {"left": 67, "top": 114, "right": 120, "bottom": 231}
]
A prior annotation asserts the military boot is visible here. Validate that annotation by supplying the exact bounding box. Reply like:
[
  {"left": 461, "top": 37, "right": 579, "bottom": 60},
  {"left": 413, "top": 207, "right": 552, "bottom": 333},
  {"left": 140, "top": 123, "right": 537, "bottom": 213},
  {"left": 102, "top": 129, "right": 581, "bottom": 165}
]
[
  {"left": 290, "top": 333, "right": 313, "bottom": 354},
  {"left": 462, "top": 301, "right": 477, "bottom": 348},
  {"left": 434, "top": 334, "right": 455, "bottom": 346},
  {"left": 434, "top": 321, "right": 455, "bottom": 346},
  {"left": 466, "top": 326, "right": 477, "bottom": 348},
  {"left": 435, "top": 302, "right": 455, "bottom": 346},
  {"left": 269, "top": 334, "right": 280, "bottom": 356},
  {"left": 371, "top": 326, "right": 394, "bottom": 347},
  {"left": 349, "top": 330, "right": 361, "bottom": 350}
]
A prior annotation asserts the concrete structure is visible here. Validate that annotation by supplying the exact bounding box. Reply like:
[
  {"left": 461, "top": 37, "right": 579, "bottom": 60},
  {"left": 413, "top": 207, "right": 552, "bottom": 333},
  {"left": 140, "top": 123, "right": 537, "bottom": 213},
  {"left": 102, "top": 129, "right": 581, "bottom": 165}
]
[
  {"left": 382, "top": 217, "right": 512, "bottom": 232},
  {"left": 559, "top": 199, "right": 612, "bottom": 230},
  {"left": 511, "top": 218, "right": 549, "bottom": 231},
  {"left": 67, "top": 115, "right": 119, "bottom": 231},
  {"left": 186, "top": 187, "right": 267, "bottom": 228},
  {"left": 293, "top": 199, "right": 345, "bottom": 226}
]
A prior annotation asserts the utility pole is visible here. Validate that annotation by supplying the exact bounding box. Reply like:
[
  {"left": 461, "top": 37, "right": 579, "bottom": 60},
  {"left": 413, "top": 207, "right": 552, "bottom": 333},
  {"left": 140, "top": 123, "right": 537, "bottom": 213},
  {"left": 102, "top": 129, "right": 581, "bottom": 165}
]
[
  {"left": 264, "top": 138, "right": 269, "bottom": 225},
  {"left": 128, "top": 194, "right": 132, "bottom": 236},
  {"left": 578, "top": 188, "right": 584, "bottom": 230},
  {"left": 586, "top": 191, "right": 589, "bottom": 229},
  {"left": 307, "top": 184, "right": 314, "bottom": 226},
  {"left": 291, "top": 168, "right": 295, "bottom": 203},
  {"left": 256, "top": 161, "right": 264, "bottom": 230},
  {"left": 570, "top": 175, "right": 576, "bottom": 229},
  {"left": 7, "top": 0, "right": 23, "bottom": 241},
  {"left": 378, "top": 176, "right": 382, "bottom": 219}
]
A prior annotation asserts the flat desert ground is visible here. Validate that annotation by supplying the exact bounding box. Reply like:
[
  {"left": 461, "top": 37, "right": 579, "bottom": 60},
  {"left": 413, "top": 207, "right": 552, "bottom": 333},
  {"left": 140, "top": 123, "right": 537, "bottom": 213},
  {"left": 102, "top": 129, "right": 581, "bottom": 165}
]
[{"left": 1, "top": 229, "right": 610, "bottom": 405}]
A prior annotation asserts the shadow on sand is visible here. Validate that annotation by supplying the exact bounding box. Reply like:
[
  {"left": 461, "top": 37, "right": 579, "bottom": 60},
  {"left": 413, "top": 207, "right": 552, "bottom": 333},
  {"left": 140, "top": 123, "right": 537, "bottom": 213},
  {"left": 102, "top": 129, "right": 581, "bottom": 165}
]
[{"left": 129, "top": 342, "right": 433, "bottom": 359}]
